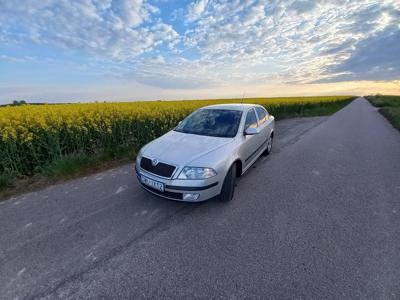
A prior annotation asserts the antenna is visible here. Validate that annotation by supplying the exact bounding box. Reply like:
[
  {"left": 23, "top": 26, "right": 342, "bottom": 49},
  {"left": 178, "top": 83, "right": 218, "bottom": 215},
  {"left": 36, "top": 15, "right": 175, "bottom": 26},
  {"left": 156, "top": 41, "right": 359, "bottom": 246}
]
[{"left": 241, "top": 92, "right": 245, "bottom": 104}]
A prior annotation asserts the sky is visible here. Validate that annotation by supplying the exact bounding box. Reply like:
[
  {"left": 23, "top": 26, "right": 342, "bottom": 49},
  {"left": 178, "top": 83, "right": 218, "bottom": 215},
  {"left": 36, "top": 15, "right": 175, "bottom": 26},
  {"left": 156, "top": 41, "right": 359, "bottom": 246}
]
[{"left": 0, "top": 0, "right": 399, "bottom": 103}]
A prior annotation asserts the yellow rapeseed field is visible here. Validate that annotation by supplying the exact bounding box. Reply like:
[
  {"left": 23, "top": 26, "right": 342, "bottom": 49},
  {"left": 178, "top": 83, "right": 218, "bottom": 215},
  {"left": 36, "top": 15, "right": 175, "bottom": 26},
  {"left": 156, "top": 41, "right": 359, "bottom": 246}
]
[{"left": 0, "top": 96, "right": 353, "bottom": 176}]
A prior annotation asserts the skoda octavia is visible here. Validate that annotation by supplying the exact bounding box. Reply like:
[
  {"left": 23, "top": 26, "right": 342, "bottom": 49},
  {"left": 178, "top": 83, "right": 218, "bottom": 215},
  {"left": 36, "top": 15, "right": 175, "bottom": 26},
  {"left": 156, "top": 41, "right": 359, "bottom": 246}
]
[{"left": 135, "top": 104, "right": 275, "bottom": 202}]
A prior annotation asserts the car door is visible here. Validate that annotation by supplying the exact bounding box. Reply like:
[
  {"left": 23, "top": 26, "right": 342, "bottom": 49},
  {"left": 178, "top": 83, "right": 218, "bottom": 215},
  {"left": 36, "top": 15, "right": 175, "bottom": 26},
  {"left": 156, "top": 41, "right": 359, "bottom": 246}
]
[
  {"left": 241, "top": 107, "right": 264, "bottom": 169},
  {"left": 255, "top": 106, "right": 271, "bottom": 144},
  {"left": 262, "top": 107, "right": 274, "bottom": 137}
]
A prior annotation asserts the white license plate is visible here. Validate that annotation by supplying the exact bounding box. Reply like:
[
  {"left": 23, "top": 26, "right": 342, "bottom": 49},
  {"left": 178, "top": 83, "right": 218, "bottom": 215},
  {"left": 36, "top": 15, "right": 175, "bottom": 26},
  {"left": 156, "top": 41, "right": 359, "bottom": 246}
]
[{"left": 140, "top": 175, "right": 164, "bottom": 192}]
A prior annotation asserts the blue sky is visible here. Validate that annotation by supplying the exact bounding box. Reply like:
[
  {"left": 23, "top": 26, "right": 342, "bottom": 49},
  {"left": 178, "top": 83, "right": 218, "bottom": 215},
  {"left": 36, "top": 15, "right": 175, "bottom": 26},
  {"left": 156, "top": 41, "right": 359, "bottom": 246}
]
[{"left": 0, "top": 0, "right": 399, "bottom": 103}]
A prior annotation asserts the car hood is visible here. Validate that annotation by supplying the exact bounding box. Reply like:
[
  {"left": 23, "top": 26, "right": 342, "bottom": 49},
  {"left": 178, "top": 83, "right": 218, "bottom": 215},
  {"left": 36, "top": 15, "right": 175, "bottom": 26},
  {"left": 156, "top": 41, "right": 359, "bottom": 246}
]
[{"left": 142, "top": 130, "right": 234, "bottom": 166}]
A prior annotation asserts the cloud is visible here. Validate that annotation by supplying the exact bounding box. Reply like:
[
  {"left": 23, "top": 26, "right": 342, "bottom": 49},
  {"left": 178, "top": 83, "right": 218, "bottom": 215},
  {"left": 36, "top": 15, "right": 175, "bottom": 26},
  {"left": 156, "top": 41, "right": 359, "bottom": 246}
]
[
  {"left": 182, "top": 0, "right": 400, "bottom": 86},
  {"left": 0, "top": 54, "right": 36, "bottom": 63},
  {"left": 128, "top": 57, "right": 222, "bottom": 89},
  {"left": 112, "top": 0, "right": 158, "bottom": 27},
  {"left": 0, "top": 0, "right": 179, "bottom": 60},
  {"left": 288, "top": 0, "right": 318, "bottom": 14},
  {"left": 318, "top": 26, "right": 400, "bottom": 82},
  {"left": 243, "top": 4, "right": 266, "bottom": 26},
  {"left": 186, "top": 0, "right": 209, "bottom": 23}
]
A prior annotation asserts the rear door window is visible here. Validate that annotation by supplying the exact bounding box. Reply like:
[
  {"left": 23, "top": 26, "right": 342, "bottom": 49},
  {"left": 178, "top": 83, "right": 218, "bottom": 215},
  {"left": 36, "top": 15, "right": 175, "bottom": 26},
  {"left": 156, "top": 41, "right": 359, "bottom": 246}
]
[
  {"left": 255, "top": 107, "right": 268, "bottom": 125},
  {"left": 244, "top": 108, "right": 258, "bottom": 130}
]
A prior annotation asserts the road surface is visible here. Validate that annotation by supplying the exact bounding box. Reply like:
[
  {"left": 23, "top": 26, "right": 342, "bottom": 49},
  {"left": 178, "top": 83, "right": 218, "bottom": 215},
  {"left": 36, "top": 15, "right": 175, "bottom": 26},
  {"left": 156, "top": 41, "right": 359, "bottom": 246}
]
[{"left": 1, "top": 98, "right": 399, "bottom": 299}]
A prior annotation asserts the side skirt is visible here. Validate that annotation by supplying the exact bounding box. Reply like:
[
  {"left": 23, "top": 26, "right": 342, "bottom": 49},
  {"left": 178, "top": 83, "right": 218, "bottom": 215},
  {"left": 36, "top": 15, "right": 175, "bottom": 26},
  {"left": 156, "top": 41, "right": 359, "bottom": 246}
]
[{"left": 241, "top": 143, "right": 269, "bottom": 175}]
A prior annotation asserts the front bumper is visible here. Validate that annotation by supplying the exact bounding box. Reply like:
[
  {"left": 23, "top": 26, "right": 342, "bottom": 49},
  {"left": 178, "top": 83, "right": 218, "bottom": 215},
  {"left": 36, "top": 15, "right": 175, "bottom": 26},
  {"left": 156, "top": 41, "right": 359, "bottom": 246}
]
[{"left": 135, "top": 165, "right": 221, "bottom": 202}]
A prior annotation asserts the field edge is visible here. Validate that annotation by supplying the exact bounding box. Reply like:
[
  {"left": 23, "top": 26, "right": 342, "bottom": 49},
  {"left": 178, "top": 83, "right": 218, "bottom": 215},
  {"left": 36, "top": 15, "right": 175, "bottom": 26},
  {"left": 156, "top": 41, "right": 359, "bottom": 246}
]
[
  {"left": 365, "top": 95, "right": 400, "bottom": 131},
  {"left": 0, "top": 97, "right": 355, "bottom": 200}
]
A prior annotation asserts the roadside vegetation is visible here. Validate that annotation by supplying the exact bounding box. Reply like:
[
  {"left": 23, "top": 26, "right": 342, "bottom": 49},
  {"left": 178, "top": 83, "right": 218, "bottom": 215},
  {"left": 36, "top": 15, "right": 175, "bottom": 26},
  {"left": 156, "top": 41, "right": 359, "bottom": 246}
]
[
  {"left": 0, "top": 96, "right": 354, "bottom": 196},
  {"left": 366, "top": 95, "right": 400, "bottom": 131}
]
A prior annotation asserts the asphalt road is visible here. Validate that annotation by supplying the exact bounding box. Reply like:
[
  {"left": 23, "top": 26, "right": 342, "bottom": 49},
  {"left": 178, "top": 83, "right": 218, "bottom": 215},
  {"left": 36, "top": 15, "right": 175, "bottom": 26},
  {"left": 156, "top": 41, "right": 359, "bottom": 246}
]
[{"left": 1, "top": 98, "right": 400, "bottom": 299}]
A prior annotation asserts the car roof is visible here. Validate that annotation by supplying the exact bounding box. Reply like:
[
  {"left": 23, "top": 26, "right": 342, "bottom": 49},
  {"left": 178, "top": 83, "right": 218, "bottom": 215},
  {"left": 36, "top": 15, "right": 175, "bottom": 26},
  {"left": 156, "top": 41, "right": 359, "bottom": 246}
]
[{"left": 201, "top": 103, "right": 262, "bottom": 111}]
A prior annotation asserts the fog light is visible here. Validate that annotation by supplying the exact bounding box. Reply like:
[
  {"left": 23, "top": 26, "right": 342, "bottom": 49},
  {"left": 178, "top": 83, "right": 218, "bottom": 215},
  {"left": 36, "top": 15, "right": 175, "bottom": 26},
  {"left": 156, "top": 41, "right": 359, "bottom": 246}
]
[{"left": 183, "top": 193, "right": 200, "bottom": 201}]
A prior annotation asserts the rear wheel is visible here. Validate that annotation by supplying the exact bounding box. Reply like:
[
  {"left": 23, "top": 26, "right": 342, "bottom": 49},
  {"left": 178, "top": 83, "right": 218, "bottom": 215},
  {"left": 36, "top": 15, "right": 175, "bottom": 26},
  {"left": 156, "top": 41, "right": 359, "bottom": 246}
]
[
  {"left": 263, "top": 134, "right": 273, "bottom": 156},
  {"left": 220, "top": 164, "right": 237, "bottom": 202}
]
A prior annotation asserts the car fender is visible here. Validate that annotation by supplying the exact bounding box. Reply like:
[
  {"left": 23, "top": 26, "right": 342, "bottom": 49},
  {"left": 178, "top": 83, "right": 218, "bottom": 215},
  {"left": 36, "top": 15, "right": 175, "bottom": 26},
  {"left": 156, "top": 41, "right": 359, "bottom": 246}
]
[{"left": 186, "top": 141, "right": 242, "bottom": 190}]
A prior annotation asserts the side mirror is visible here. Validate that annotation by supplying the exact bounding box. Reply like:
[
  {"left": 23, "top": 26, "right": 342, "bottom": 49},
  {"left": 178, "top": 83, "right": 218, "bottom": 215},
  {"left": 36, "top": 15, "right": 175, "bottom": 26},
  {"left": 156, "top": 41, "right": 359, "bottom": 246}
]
[{"left": 244, "top": 127, "right": 259, "bottom": 135}]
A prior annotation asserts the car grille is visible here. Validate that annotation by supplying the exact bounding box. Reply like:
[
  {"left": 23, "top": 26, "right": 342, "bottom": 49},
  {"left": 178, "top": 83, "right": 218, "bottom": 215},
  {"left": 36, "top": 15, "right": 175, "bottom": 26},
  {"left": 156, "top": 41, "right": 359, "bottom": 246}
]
[{"left": 140, "top": 157, "right": 176, "bottom": 178}]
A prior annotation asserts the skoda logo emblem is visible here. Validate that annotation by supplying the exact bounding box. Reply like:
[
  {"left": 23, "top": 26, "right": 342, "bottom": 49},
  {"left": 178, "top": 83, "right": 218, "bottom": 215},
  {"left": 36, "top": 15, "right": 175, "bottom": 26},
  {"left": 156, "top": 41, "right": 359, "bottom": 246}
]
[{"left": 152, "top": 159, "right": 159, "bottom": 166}]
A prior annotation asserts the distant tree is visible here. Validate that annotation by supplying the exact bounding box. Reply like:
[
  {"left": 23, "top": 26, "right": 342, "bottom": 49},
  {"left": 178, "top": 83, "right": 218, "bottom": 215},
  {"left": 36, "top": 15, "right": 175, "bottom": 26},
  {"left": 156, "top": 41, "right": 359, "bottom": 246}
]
[{"left": 11, "top": 100, "right": 27, "bottom": 106}]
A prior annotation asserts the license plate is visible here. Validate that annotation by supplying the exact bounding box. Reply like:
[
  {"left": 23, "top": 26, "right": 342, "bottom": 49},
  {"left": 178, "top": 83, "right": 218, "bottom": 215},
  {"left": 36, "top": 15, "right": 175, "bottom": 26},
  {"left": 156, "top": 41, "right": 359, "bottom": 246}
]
[{"left": 140, "top": 175, "right": 164, "bottom": 192}]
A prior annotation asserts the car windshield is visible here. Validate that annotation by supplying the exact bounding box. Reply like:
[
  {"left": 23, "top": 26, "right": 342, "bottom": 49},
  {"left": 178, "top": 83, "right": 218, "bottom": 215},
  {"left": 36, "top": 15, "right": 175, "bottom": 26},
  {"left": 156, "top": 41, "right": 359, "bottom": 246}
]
[{"left": 174, "top": 109, "right": 242, "bottom": 138}]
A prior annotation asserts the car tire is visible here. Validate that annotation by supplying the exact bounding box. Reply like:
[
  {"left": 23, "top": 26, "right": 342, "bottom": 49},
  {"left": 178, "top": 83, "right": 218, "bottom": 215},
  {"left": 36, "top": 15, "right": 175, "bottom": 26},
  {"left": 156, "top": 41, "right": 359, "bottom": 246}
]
[
  {"left": 220, "top": 164, "right": 237, "bottom": 202},
  {"left": 263, "top": 134, "right": 273, "bottom": 156}
]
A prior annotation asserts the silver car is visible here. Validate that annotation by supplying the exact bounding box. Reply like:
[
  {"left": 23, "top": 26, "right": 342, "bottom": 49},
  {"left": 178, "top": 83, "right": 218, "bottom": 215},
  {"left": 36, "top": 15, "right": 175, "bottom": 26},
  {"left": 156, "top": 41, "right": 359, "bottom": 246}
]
[{"left": 135, "top": 104, "right": 275, "bottom": 202}]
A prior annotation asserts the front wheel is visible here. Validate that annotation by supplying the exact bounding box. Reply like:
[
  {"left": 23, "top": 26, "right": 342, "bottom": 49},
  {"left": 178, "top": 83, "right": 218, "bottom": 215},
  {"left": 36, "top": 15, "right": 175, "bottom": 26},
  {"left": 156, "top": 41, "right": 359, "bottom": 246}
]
[{"left": 220, "top": 164, "right": 237, "bottom": 202}]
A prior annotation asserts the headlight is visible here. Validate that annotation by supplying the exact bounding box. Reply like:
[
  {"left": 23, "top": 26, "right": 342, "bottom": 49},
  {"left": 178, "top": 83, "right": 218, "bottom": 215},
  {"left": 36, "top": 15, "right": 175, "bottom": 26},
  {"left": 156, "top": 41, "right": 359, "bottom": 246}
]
[
  {"left": 178, "top": 167, "right": 217, "bottom": 180},
  {"left": 136, "top": 150, "right": 142, "bottom": 166}
]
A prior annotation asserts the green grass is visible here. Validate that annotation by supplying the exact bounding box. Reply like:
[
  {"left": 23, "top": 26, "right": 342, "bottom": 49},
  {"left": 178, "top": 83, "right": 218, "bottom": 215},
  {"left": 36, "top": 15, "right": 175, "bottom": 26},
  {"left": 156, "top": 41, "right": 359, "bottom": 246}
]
[
  {"left": 43, "top": 155, "right": 93, "bottom": 178},
  {"left": 366, "top": 95, "right": 400, "bottom": 107},
  {"left": 43, "top": 145, "right": 137, "bottom": 179},
  {"left": 380, "top": 107, "right": 400, "bottom": 131},
  {"left": 0, "top": 97, "right": 354, "bottom": 197},
  {"left": 273, "top": 99, "right": 354, "bottom": 119},
  {"left": 0, "top": 146, "right": 137, "bottom": 200},
  {"left": 0, "top": 173, "right": 12, "bottom": 190},
  {"left": 366, "top": 95, "right": 400, "bottom": 131}
]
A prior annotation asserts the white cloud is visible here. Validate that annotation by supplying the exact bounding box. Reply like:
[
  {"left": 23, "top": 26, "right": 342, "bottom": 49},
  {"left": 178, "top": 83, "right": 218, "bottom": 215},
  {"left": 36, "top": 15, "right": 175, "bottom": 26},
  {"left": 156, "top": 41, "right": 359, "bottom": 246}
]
[
  {"left": 186, "top": 0, "right": 209, "bottom": 23},
  {"left": 288, "top": 0, "right": 318, "bottom": 14},
  {"left": 181, "top": 0, "right": 400, "bottom": 85},
  {"left": 0, "top": 54, "right": 36, "bottom": 63},
  {"left": 0, "top": 0, "right": 179, "bottom": 60},
  {"left": 243, "top": 4, "right": 266, "bottom": 26},
  {"left": 111, "top": 0, "right": 157, "bottom": 27}
]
